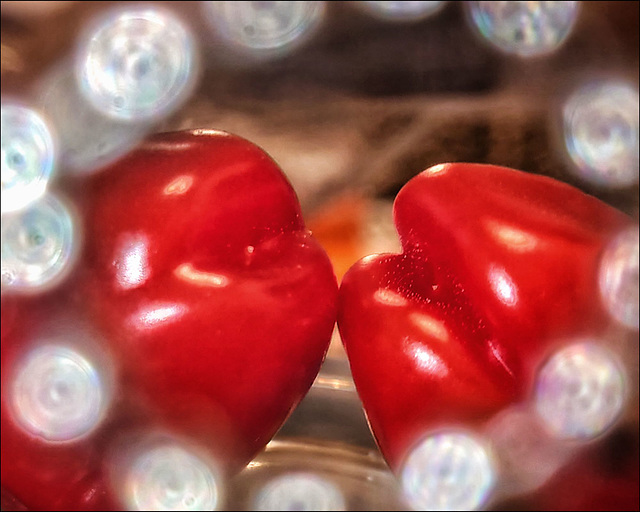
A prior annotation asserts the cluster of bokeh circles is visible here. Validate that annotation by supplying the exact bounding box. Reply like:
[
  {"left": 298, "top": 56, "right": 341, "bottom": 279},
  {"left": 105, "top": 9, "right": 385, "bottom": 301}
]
[{"left": 1, "top": 2, "right": 638, "bottom": 511}]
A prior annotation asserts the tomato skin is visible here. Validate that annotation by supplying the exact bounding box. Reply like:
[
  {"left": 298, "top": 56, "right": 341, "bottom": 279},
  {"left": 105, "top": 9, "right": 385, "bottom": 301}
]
[
  {"left": 1, "top": 130, "right": 338, "bottom": 510},
  {"left": 338, "top": 162, "right": 632, "bottom": 471}
]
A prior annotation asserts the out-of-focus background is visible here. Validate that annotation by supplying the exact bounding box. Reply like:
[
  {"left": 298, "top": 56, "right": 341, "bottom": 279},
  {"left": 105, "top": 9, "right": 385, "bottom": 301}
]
[{"left": 1, "top": 1, "right": 638, "bottom": 510}]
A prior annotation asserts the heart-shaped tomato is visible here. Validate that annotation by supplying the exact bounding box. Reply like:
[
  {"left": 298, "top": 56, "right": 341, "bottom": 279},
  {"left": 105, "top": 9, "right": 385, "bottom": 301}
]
[
  {"left": 338, "top": 163, "right": 635, "bottom": 497},
  {"left": 1, "top": 130, "right": 338, "bottom": 510}
]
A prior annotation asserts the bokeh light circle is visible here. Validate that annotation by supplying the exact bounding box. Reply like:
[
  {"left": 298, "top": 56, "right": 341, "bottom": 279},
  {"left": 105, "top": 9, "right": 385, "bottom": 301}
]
[
  {"left": 535, "top": 342, "right": 626, "bottom": 439},
  {"left": 358, "top": 1, "right": 447, "bottom": 22},
  {"left": 599, "top": 226, "right": 639, "bottom": 330},
  {"left": 254, "top": 472, "right": 346, "bottom": 511},
  {"left": 1, "top": 103, "right": 56, "bottom": 213},
  {"left": 1, "top": 193, "right": 77, "bottom": 293},
  {"left": 204, "top": 1, "right": 325, "bottom": 58},
  {"left": 468, "top": 1, "right": 579, "bottom": 57},
  {"left": 11, "top": 345, "right": 106, "bottom": 441},
  {"left": 563, "top": 81, "right": 639, "bottom": 188},
  {"left": 400, "top": 431, "right": 495, "bottom": 511},
  {"left": 125, "top": 444, "right": 221, "bottom": 511},
  {"left": 77, "top": 7, "right": 197, "bottom": 122}
]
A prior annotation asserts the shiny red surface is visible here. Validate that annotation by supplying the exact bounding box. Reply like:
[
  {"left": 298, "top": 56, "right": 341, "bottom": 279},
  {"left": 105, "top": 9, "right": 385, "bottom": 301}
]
[
  {"left": 1, "top": 130, "right": 338, "bottom": 510},
  {"left": 338, "top": 162, "right": 632, "bottom": 471}
]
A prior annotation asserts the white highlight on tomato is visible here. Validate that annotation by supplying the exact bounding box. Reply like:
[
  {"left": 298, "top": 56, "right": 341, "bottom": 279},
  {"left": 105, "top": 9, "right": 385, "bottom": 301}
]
[
  {"left": 115, "top": 233, "right": 150, "bottom": 290},
  {"left": 488, "top": 265, "right": 518, "bottom": 307}
]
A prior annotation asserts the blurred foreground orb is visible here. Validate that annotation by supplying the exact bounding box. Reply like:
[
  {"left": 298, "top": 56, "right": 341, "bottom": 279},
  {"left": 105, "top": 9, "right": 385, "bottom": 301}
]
[
  {"left": 76, "top": 7, "right": 198, "bottom": 122},
  {"left": 1, "top": 193, "right": 77, "bottom": 293},
  {"left": 400, "top": 431, "right": 495, "bottom": 511},
  {"left": 563, "top": 81, "right": 639, "bottom": 188},
  {"left": 254, "top": 472, "right": 346, "bottom": 511},
  {"left": 11, "top": 345, "right": 106, "bottom": 441},
  {"left": 204, "top": 1, "right": 325, "bottom": 59},
  {"left": 535, "top": 342, "right": 626, "bottom": 440},
  {"left": 125, "top": 443, "right": 221, "bottom": 511},
  {"left": 357, "top": 1, "right": 447, "bottom": 22},
  {"left": 485, "top": 407, "right": 571, "bottom": 496},
  {"left": 599, "top": 226, "right": 639, "bottom": 330},
  {"left": 467, "top": 1, "right": 579, "bottom": 57},
  {"left": 1, "top": 103, "right": 56, "bottom": 213},
  {"left": 37, "top": 63, "right": 151, "bottom": 175}
]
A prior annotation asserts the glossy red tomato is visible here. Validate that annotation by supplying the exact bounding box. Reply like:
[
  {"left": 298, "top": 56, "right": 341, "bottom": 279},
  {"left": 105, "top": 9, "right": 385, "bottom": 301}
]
[
  {"left": 1, "top": 130, "right": 338, "bottom": 510},
  {"left": 338, "top": 162, "right": 633, "bottom": 472}
]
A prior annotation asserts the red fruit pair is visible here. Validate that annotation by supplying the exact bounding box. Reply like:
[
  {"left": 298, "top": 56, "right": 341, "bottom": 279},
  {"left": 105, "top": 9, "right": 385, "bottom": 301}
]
[{"left": 1, "top": 131, "right": 636, "bottom": 510}]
